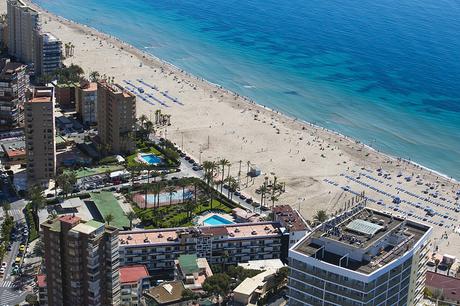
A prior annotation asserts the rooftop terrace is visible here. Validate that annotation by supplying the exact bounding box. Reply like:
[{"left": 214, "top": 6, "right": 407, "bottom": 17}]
[
  {"left": 90, "top": 191, "right": 129, "bottom": 229},
  {"left": 119, "top": 222, "right": 282, "bottom": 246},
  {"left": 294, "top": 199, "right": 430, "bottom": 274}
]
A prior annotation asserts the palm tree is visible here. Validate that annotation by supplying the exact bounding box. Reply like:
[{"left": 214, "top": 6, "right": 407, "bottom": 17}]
[
  {"left": 144, "top": 121, "right": 155, "bottom": 140},
  {"left": 89, "top": 71, "right": 100, "bottom": 82},
  {"left": 127, "top": 166, "right": 141, "bottom": 186},
  {"left": 139, "top": 114, "right": 148, "bottom": 128},
  {"left": 224, "top": 176, "right": 236, "bottom": 198},
  {"left": 447, "top": 262, "right": 453, "bottom": 276},
  {"left": 258, "top": 185, "right": 268, "bottom": 208},
  {"left": 313, "top": 210, "right": 328, "bottom": 224},
  {"left": 434, "top": 258, "right": 440, "bottom": 273},
  {"left": 28, "top": 186, "right": 46, "bottom": 233},
  {"left": 270, "top": 194, "right": 279, "bottom": 210},
  {"left": 193, "top": 179, "right": 198, "bottom": 204},
  {"left": 142, "top": 184, "right": 151, "bottom": 209},
  {"left": 154, "top": 109, "right": 161, "bottom": 125},
  {"left": 1, "top": 201, "right": 11, "bottom": 217},
  {"left": 150, "top": 183, "right": 162, "bottom": 210},
  {"left": 184, "top": 199, "right": 195, "bottom": 219},
  {"left": 38, "top": 73, "right": 53, "bottom": 86},
  {"left": 125, "top": 211, "right": 136, "bottom": 229},
  {"left": 165, "top": 186, "right": 177, "bottom": 206},
  {"left": 56, "top": 172, "right": 77, "bottom": 198},
  {"left": 218, "top": 159, "right": 230, "bottom": 193},
  {"left": 105, "top": 213, "right": 114, "bottom": 226},
  {"left": 177, "top": 179, "right": 188, "bottom": 203},
  {"left": 48, "top": 211, "right": 58, "bottom": 220}
]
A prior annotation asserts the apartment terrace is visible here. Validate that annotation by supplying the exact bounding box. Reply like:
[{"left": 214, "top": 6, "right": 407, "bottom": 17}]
[
  {"left": 98, "top": 81, "right": 133, "bottom": 98},
  {"left": 119, "top": 222, "right": 282, "bottom": 246},
  {"left": 294, "top": 204, "right": 429, "bottom": 274}
]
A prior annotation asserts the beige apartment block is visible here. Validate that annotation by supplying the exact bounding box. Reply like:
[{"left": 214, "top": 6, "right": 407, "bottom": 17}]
[
  {"left": 76, "top": 81, "right": 97, "bottom": 126},
  {"left": 7, "top": 0, "right": 40, "bottom": 66},
  {"left": 97, "top": 81, "right": 136, "bottom": 154},
  {"left": 41, "top": 216, "right": 121, "bottom": 306},
  {"left": 24, "top": 86, "right": 55, "bottom": 187}
]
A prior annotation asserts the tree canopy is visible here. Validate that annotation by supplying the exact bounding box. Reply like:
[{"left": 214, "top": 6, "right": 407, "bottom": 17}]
[
  {"left": 54, "top": 64, "right": 85, "bottom": 84},
  {"left": 202, "top": 273, "right": 231, "bottom": 296}
]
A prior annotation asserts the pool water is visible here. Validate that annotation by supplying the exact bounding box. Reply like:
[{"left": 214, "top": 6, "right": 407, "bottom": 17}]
[
  {"left": 140, "top": 154, "right": 162, "bottom": 164},
  {"left": 203, "top": 215, "right": 234, "bottom": 226}
]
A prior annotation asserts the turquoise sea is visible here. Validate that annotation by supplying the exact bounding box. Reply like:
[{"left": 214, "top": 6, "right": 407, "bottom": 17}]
[{"left": 35, "top": 0, "right": 460, "bottom": 180}]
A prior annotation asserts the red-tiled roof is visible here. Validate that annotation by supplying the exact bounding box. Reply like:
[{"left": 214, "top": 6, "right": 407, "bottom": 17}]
[
  {"left": 120, "top": 265, "right": 149, "bottom": 284},
  {"left": 426, "top": 271, "right": 460, "bottom": 302},
  {"left": 59, "top": 215, "right": 81, "bottom": 225},
  {"left": 5, "top": 148, "right": 26, "bottom": 158},
  {"left": 37, "top": 274, "right": 46, "bottom": 287},
  {"left": 272, "top": 205, "right": 308, "bottom": 231}
]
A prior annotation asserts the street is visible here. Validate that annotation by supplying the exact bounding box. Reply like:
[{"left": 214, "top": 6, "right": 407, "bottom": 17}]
[{"left": 0, "top": 199, "right": 31, "bottom": 306}]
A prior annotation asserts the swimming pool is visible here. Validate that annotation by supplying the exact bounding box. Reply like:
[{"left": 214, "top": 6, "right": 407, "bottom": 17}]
[
  {"left": 203, "top": 215, "right": 234, "bottom": 226},
  {"left": 140, "top": 153, "right": 162, "bottom": 165}
]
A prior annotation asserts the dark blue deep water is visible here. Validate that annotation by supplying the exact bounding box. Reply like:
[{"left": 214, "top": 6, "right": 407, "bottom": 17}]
[{"left": 35, "top": 0, "right": 460, "bottom": 179}]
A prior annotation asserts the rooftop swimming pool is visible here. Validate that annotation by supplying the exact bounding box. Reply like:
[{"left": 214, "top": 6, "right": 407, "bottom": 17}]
[
  {"left": 140, "top": 153, "right": 162, "bottom": 165},
  {"left": 203, "top": 215, "right": 234, "bottom": 226}
]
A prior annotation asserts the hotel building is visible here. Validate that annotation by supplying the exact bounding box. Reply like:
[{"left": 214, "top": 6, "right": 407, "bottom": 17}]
[
  {"left": 97, "top": 81, "right": 136, "bottom": 154},
  {"left": 0, "top": 58, "right": 28, "bottom": 129},
  {"left": 41, "top": 216, "right": 121, "bottom": 306},
  {"left": 7, "top": 0, "right": 40, "bottom": 68},
  {"left": 288, "top": 198, "right": 432, "bottom": 306},
  {"left": 24, "top": 86, "right": 55, "bottom": 187},
  {"left": 118, "top": 222, "right": 285, "bottom": 275},
  {"left": 76, "top": 81, "right": 97, "bottom": 126}
]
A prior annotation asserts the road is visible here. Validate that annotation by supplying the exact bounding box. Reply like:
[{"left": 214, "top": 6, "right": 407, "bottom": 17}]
[
  {"left": 57, "top": 150, "right": 264, "bottom": 216},
  {"left": 0, "top": 199, "right": 30, "bottom": 305}
]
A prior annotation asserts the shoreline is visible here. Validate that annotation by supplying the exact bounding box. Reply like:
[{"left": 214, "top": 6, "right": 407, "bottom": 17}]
[
  {"left": 31, "top": 1, "right": 459, "bottom": 185},
  {"left": 9, "top": 0, "right": 460, "bottom": 256}
]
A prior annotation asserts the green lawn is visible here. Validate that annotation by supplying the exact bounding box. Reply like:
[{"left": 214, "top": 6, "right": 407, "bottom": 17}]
[
  {"left": 133, "top": 199, "right": 232, "bottom": 229},
  {"left": 70, "top": 165, "right": 124, "bottom": 179},
  {"left": 91, "top": 191, "right": 129, "bottom": 229}
]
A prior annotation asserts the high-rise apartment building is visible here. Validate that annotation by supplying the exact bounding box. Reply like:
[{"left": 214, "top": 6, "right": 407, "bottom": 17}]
[
  {"left": 287, "top": 197, "right": 432, "bottom": 306},
  {"left": 35, "top": 32, "right": 62, "bottom": 77},
  {"left": 0, "top": 58, "right": 28, "bottom": 129},
  {"left": 41, "top": 216, "right": 121, "bottom": 306},
  {"left": 76, "top": 81, "right": 97, "bottom": 126},
  {"left": 24, "top": 86, "right": 55, "bottom": 187},
  {"left": 97, "top": 81, "right": 136, "bottom": 154},
  {"left": 7, "top": 0, "right": 40, "bottom": 67}
]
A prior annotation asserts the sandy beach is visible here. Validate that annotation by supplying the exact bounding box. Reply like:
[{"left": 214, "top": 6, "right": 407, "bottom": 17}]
[{"left": 5, "top": 1, "right": 460, "bottom": 256}]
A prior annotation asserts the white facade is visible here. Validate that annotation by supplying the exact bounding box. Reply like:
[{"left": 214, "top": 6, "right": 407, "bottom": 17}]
[{"left": 287, "top": 206, "right": 432, "bottom": 306}]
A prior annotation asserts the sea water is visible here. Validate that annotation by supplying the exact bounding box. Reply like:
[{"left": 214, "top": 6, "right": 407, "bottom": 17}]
[{"left": 35, "top": 0, "right": 460, "bottom": 179}]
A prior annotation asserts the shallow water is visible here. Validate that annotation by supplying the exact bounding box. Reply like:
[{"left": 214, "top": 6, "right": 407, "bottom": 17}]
[{"left": 35, "top": 0, "right": 460, "bottom": 179}]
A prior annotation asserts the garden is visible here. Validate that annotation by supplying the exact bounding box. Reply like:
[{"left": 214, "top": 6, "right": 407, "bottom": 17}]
[
  {"left": 126, "top": 139, "right": 180, "bottom": 169},
  {"left": 129, "top": 177, "right": 236, "bottom": 228}
]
